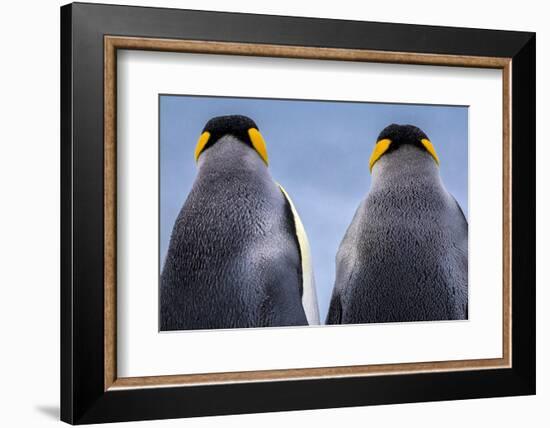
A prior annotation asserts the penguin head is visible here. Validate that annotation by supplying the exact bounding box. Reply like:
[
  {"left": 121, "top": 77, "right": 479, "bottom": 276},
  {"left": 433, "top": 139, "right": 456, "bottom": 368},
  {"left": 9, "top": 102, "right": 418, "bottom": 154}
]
[
  {"left": 369, "top": 124, "right": 439, "bottom": 172},
  {"left": 194, "top": 115, "right": 269, "bottom": 165}
]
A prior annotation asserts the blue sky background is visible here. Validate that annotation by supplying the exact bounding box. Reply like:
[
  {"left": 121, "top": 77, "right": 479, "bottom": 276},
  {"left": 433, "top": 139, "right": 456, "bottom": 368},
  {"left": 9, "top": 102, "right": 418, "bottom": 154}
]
[{"left": 160, "top": 95, "right": 468, "bottom": 321}]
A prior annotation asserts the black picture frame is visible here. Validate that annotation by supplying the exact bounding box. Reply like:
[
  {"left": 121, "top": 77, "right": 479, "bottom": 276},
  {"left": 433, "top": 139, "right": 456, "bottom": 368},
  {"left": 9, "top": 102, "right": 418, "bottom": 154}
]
[{"left": 61, "top": 2, "right": 535, "bottom": 424}]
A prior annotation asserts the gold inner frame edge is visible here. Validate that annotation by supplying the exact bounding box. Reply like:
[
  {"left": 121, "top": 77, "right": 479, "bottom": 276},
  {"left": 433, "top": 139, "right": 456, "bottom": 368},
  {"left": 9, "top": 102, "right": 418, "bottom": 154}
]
[{"left": 104, "top": 36, "right": 512, "bottom": 391}]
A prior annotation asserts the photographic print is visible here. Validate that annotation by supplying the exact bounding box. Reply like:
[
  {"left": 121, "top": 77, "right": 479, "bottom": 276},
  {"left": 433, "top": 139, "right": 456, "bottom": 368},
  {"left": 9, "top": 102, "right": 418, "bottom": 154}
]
[{"left": 159, "top": 95, "right": 468, "bottom": 331}]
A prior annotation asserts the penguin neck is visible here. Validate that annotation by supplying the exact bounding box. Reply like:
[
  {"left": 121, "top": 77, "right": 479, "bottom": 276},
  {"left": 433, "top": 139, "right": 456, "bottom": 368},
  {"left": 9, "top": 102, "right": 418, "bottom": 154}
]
[
  {"left": 197, "top": 136, "right": 270, "bottom": 182},
  {"left": 370, "top": 145, "right": 441, "bottom": 191}
]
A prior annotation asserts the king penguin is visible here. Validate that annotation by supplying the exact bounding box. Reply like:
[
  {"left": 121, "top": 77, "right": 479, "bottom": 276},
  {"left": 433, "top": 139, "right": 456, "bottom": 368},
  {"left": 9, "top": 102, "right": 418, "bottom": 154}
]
[
  {"left": 326, "top": 124, "right": 468, "bottom": 324},
  {"left": 161, "top": 115, "right": 319, "bottom": 331}
]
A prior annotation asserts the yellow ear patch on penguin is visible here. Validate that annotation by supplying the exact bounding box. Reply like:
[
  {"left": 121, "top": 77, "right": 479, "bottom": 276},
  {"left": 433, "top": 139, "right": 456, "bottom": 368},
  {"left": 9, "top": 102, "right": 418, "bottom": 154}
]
[
  {"left": 421, "top": 138, "right": 440, "bottom": 166},
  {"left": 194, "top": 131, "right": 211, "bottom": 162},
  {"left": 369, "top": 138, "right": 392, "bottom": 172},
  {"left": 248, "top": 128, "right": 269, "bottom": 165}
]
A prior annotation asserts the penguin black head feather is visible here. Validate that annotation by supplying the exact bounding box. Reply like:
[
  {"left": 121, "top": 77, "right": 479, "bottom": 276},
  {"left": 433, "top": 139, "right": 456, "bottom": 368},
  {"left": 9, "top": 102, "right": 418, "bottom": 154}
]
[
  {"left": 194, "top": 114, "right": 269, "bottom": 165},
  {"left": 369, "top": 123, "right": 439, "bottom": 172},
  {"left": 377, "top": 124, "right": 429, "bottom": 146}
]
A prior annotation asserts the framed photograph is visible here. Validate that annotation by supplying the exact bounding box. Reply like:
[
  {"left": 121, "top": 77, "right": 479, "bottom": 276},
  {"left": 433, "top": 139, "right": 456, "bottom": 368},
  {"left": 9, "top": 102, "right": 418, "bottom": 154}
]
[{"left": 60, "top": 2, "right": 535, "bottom": 424}]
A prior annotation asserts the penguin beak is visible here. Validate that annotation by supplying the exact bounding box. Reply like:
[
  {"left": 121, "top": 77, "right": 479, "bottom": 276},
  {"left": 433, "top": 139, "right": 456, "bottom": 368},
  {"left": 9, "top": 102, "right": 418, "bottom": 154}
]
[
  {"left": 369, "top": 138, "right": 392, "bottom": 172},
  {"left": 420, "top": 138, "right": 440, "bottom": 165},
  {"left": 194, "top": 131, "right": 211, "bottom": 162},
  {"left": 248, "top": 128, "right": 269, "bottom": 166}
]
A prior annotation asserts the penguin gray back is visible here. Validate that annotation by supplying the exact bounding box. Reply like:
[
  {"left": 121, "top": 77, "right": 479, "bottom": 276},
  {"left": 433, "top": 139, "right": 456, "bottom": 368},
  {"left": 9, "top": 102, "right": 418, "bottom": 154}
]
[
  {"left": 161, "top": 115, "right": 319, "bottom": 330},
  {"left": 327, "top": 124, "right": 468, "bottom": 324}
]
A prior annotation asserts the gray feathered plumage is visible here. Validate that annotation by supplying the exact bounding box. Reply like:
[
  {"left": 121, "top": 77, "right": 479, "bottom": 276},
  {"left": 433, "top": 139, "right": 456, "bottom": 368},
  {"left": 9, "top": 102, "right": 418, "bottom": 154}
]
[
  {"left": 327, "top": 125, "right": 468, "bottom": 324},
  {"left": 161, "top": 129, "right": 311, "bottom": 330}
]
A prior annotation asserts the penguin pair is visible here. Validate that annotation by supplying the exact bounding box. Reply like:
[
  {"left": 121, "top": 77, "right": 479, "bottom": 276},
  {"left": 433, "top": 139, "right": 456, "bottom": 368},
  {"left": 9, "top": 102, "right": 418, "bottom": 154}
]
[
  {"left": 160, "top": 115, "right": 467, "bottom": 331},
  {"left": 161, "top": 115, "right": 319, "bottom": 331}
]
